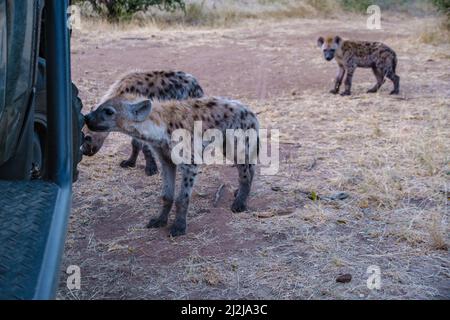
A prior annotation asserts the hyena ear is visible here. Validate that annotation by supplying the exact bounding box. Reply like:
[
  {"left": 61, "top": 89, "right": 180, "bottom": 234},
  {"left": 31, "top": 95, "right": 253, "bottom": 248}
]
[
  {"left": 129, "top": 100, "right": 152, "bottom": 122},
  {"left": 317, "top": 36, "right": 325, "bottom": 48},
  {"left": 334, "top": 36, "right": 342, "bottom": 45}
]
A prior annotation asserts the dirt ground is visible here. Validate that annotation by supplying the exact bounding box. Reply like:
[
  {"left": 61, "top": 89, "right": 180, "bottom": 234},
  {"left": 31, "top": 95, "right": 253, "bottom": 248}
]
[{"left": 58, "top": 15, "right": 449, "bottom": 299}]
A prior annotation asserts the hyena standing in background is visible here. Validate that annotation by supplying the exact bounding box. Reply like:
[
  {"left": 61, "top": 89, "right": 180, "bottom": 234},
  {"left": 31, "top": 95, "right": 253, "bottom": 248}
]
[
  {"left": 317, "top": 36, "right": 400, "bottom": 96},
  {"left": 81, "top": 71, "right": 204, "bottom": 176},
  {"left": 84, "top": 97, "right": 259, "bottom": 237}
]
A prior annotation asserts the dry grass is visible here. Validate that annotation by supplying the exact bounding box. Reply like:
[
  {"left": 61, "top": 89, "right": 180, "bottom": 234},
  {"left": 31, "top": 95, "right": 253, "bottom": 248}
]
[
  {"left": 78, "top": 0, "right": 344, "bottom": 29},
  {"left": 419, "top": 17, "right": 450, "bottom": 45},
  {"left": 76, "top": 0, "right": 446, "bottom": 30},
  {"left": 60, "top": 14, "right": 449, "bottom": 300},
  {"left": 430, "top": 212, "right": 448, "bottom": 251}
]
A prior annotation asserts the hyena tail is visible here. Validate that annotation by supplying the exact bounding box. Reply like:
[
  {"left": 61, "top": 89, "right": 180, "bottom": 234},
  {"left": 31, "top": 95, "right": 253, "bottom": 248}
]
[
  {"left": 251, "top": 135, "right": 260, "bottom": 166},
  {"left": 393, "top": 54, "right": 398, "bottom": 74},
  {"left": 188, "top": 75, "right": 205, "bottom": 98},
  {"left": 189, "top": 79, "right": 205, "bottom": 98},
  {"left": 257, "top": 136, "right": 260, "bottom": 158}
]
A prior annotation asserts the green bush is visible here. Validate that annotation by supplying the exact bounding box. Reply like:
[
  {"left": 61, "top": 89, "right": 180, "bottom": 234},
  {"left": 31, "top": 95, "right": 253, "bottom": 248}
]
[
  {"left": 339, "top": 0, "right": 373, "bottom": 12},
  {"left": 339, "top": 0, "right": 450, "bottom": 13},
  {"left": 431, "top": 0, "right": 450, "bottom": 11},
  {"left": 80, "top": 0, "right": 186, "bottom": 21},
  {"left": 432, "top": 0, "right": 450, "bottom": 31}
]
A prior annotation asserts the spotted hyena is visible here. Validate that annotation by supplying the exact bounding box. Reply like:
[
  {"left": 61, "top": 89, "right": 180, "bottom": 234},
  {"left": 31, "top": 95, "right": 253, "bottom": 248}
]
[
  {"left": 317, "top": 36, "right": 400, "bottom": 96},
  {"left": 81, "top": 70, "right": 204, "bottom": 176},
  {"left": 84, "top": 97, "right": 259, "bottom": 237}
]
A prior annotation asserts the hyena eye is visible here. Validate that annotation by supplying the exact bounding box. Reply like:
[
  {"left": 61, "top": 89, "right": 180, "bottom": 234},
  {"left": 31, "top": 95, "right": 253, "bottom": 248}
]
[{"left": 104, "top": 107, "right": 116, "bottom": 116}]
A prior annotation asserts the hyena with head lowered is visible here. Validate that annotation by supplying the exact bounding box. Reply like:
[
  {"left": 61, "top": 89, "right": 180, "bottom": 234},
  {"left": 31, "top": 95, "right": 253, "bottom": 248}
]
[
  {"left": 81, "top": 70, "right": 204, "bottom": 176},
  {"left": 317, "top": 36, "right": 400, "bottom": 96},
  {"left": 84, "top": 97, "right": 259, "bottom": 237}
]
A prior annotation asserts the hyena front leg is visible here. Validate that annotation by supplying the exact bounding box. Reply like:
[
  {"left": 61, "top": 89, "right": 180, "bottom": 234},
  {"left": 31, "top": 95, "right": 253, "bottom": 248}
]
[
  {"left": 367, "top": 67, "right": 385, "bottom": 93},
  {"left": 231, "top": 164, "right": 255, "bottom": 213},
  {"left": 341, "top": 66, "right": 355, "bottom": 96},
  {"left": 170, "top": 164, "right": 198, "bottom": 237},
  {"left": 142, "top": 144, "right": 159, "bottom": 176},
  {"left": 147, "top": 157, "right": 176, "bottom": 229},
  {"left": 330, "top": 65, "right": 345, "bottom": 94},
  {"left": 120, "top": 138, "right": 143, "bottom": 168}
]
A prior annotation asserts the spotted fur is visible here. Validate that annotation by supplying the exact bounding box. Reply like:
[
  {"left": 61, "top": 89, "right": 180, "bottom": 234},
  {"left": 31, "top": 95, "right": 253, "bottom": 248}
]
[
  {"left": 317, "top": 36, "right": 400, "bottom": 95},
  {"left": 84, "top": 97, "right": 259, "bottom": 236},
  {"left": 81, "top": 70, "right": 204, "bottom": 176}
]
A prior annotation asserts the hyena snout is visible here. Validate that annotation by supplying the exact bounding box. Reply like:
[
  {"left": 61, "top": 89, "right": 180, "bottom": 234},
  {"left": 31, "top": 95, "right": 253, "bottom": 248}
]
[
  {"left": 82, "top": 113, "right": 110, "bottom": 156},
  {"left": 84, "top": 113, "right": 96, "bottom": 130},
  {"left": 81, "top": 134, "right": 99, "bottom": 156},
  {"left": 84, "top": 111, "right": 113, "bottom": 133},
  {"left": 324, "top": 49, "right": 335, "bottom": 61}
]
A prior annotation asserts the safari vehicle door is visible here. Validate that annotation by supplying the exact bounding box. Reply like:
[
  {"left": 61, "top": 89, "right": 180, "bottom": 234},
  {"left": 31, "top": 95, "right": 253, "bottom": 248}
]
[{"left": 0, "top": 0, "right": 80, "bottom": 300}]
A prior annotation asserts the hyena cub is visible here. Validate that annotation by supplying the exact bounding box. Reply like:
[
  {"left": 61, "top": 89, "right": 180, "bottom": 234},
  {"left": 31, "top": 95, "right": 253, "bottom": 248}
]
[
  {"left": 81, "top": 70, "right": 204, "bottom": 176},
  {"left": 84, "top": 97, "right": 259, "bottom": 237},
  {"left": 317, "top": 36, "right": 400, "bottom": 96}
]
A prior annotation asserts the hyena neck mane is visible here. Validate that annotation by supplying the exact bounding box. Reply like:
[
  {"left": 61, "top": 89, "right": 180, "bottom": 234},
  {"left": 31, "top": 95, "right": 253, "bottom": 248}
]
[
  {"left": 123, "top": 102, "right": 169, "bottom": 144},
  {"left": 123, "top": 99, "right": 197, "bottom": 145},
  {"left": 105, "top": 92, "right": 151, "bottom": 105},
  {"left": 100, "top": 77, "right": 152, "bottom": 106},
  {"left": 334, "top": 40, "right": 347, "bottom": 58}
]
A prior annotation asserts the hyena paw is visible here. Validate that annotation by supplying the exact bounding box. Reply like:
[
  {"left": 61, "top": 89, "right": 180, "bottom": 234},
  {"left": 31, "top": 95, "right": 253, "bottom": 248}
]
[
  {"left": 231, "top": 201, "right": 247, "bottom": 213},
  {"left": 340, "top": 91, "right": 351, "bottom": 96},
  {"left": 146, "top": 218, "right": 167, "bottom": 229},
  {"left": 390, "top": 90, "right": 399, "bottom": 95},
  {"left": 329, "top": 89, "right": 339, "bottom": 95},
  {"left": 367, "top": 88, "right": 378, "bottom": 93},
  {"left": 120, "top": 160, "right": 136, "bottom": 168},
  {"left": 145, "top": 165, "right": 159, "bottom": 176},
  {"left": 169, "top": 222, "right": 186, "bottom": 237}
]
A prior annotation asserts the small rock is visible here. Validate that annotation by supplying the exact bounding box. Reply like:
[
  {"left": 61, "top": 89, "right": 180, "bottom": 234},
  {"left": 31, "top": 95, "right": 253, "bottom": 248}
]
[
  {"left": 194, "top": 190, "right": 208, "bottom": 198},
  {"left": 329, "top": 192, "right": 350, "bottom": 201},
  {"left": 271, "top": 186, "right": 282, "bottom": 192},
  {"left": 336, "top": 274, "right": 352, "bottom": 283}
]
